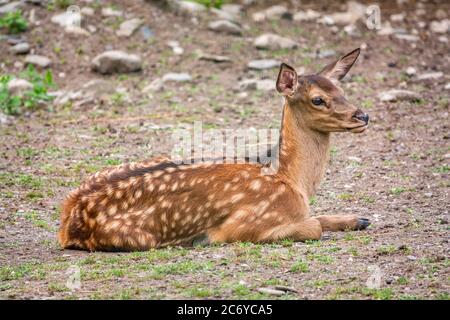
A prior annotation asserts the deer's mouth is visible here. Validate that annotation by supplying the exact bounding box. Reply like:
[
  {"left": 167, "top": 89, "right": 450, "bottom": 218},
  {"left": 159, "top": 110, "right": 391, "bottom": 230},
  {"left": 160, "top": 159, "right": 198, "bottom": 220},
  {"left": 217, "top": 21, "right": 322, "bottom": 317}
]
[{"left": 347, "top": 124, "right": 368, "bottom": 133}]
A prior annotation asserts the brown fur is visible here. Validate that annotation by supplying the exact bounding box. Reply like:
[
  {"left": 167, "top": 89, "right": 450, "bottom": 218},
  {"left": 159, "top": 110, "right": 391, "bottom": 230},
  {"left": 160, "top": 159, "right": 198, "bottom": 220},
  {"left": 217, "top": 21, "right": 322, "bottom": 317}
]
[{"left": 58, "top": 48, "right": 370, "bottom": 251}]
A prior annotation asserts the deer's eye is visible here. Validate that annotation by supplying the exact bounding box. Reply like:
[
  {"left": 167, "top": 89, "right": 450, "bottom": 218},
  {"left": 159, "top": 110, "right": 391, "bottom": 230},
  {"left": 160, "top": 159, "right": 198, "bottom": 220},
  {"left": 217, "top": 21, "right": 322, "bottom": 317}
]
[{"left": 312, "top": 97, "right": 325, "bottom": 106}]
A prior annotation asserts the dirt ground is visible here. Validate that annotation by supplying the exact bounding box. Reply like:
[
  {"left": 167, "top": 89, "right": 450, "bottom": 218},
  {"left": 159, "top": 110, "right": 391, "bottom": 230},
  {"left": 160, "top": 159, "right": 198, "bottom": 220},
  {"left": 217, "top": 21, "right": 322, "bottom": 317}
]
[{"left": 0, "top": 0, "right": 449, "bottom": 299}]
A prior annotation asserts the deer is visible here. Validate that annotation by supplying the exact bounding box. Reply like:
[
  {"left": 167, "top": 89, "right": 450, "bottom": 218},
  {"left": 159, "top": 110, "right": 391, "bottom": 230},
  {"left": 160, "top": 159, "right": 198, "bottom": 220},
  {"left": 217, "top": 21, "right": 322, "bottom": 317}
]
[{"left": 58, "top": 48, "right": 370, "bottom": 251}]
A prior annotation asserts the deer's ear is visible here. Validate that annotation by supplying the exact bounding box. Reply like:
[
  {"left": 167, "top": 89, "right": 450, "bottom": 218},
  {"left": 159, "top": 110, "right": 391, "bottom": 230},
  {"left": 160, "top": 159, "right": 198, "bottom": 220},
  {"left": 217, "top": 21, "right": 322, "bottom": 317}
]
[
  {"left": 318, "top": 48, "right": 360, "bottom": 81},
  {"left": 276, "top": 63, "right": 298, "bottom": 96}
]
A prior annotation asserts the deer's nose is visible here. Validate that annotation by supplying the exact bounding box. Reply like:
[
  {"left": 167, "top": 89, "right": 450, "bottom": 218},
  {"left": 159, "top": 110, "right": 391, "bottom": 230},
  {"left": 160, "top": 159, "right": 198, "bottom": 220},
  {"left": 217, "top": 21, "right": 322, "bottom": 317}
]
[{"left": 353, "top": 110, "right": 369, "bottom": 124}]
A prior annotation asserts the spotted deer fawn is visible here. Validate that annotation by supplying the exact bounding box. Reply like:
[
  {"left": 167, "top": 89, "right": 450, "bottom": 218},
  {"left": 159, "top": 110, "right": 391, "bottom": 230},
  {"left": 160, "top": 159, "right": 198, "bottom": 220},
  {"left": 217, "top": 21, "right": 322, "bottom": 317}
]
[{"left": 59, "top": 48, "right": 370, "bottom": 251}]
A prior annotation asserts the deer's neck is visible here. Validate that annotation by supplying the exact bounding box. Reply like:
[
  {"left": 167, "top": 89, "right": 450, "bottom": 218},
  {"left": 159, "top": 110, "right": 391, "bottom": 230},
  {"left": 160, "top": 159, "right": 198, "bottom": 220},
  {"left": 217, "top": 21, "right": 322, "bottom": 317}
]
[{"left": 277, "top": 103, "right": 330, "bottom": 198}]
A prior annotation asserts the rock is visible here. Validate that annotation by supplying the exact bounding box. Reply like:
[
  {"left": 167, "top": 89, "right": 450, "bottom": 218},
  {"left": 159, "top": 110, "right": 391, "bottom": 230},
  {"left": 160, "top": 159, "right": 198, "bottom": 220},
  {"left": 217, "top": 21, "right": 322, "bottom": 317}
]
[
  {"left": 438, "top": 35, "right": 448, "bottom": 43},
  {"left": 0, "top": 1, "right": 24, "bottom": 14},
  {"left": 25, "top": 55, "right": 51, "bottom": 68},
  {"left": 171, "top": 0, "right": 206, "bottom": 16},
  {"left": 0, "top": 113, "right": 13, "bottom": 125},
  {"left": 247, "top": 59, "right": 279, "bottom": 70},
  {"left": 405, "top": 67, "right": 416, "bottom": 76},
  {"left": 91, "top": 51, "right": 142, "bottom": 74},
  {"left": 210, "top": 8, "right": 239, "bottom": 22},
  {"left": 378, "top": 89, "right": 421, "bottom": 102},
  {"left": 140, "top": 26, "right": 154, "bottom": 40},
  {"left": 198, "top": 52, "right": 231, "bottom": 63},
  {"left": 81, "top": 7, "right": 94, "bottom": 16},
  {"left": 430, "top": 20, "right": 449, "bottom": 33},
  {"left": 274, "top": 285, "right": 298, "bottom": 293},
  {"left": 80, "top": 79, "right": 115, "bottom": 98},
  {"left": 395, "top": 34, "right": 420, "bottom": 42},
  {"left": 7, "top": 78, "right": 33, "bottom": 96},
  {"left": 293, "top": 9, "right": 321, "bottom": 22},
  {"left": 116, "top": 18, "right": 143, "bottom": 37},
  {"left": 87, "top": 25, "right": 97, "bottom": 33},
  {"left": 407, "top": 255, "right": 417, "bottom": 261},
  {"left": 445, "top": 83, "right": 450, "bottom": 90},
  {"left": 377, "top": 22, "right": 394, "bottom": 35},
  {"left": 167, "top": 41, "right": 183, "bottom": 55},
  {"left": 238, "top": 79, "right": 274, "bottom": 91},
  {"left": 324, "top": 1, "right": 366, "bottom": 26},
  {"left": 51, "top": 11, "right": 82, "bottom": 28},
  {"left": 221, "top": 4, "right": 242, "bottom": 16},
  {"left": 390, "top": 13, "right": 405, "bottom": 22},
  {"left": 9, "top": 42, "right": 30, "bottom": 55},
  {"left": 344, "top": 24, "right": 361, "bottom": 37},
  {"left": 101, "top": 7, "right": 123, "bottom": 17},
  {"left": 257, "top": 287, "right": 285, "bottom": 296},
  {"left": 65, "top": 26, "right": 90, "bottom": 36},
  {"left": 417, "top": 72, "right": 443, "bottom": 80},
  {"left": 254, "top": 33, "right": 298, "bottom": 50},
  {"left": 142, "top": 78, "right": 164, "bottom": 93},
  {"left": 208, "top": 20, "right": 242, "bottom": 35},
  {"left": 162, "top": 73, "right": 192, "bottom": 82},
  {"left": 252, "top": 5, "right": 289, "bottom": 22},
  {"left": 317, "top": 49, "right": 336, "bottom": 58}
]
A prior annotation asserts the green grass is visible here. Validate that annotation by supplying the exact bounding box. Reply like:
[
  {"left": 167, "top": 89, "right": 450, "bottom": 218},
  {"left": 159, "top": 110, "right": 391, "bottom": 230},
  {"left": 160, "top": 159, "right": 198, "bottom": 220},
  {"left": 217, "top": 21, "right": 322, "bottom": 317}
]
[
  {"left": 0, "top": 65, "right": 55, "bottom": 115},
  {"left": 290, "top": 259, "right": 309, "bottom": 273},
  {"left": 0, "top": 10, "right": 28, "bottom": 34}
]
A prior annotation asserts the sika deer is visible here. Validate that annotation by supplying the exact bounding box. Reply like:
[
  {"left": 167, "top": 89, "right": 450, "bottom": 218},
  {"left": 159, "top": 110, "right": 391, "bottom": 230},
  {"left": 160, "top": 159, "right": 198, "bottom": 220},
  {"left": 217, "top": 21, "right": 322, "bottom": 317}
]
[{"left": 58, "top": 48, "right": 370, "bottom": 251}]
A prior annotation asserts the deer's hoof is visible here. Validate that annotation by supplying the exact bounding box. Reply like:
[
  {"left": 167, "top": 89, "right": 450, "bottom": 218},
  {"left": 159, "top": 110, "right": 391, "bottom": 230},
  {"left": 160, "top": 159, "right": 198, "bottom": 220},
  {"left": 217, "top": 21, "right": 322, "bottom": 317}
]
[{"left": 356, "top": 218, "right": 370, "bottom": 230}]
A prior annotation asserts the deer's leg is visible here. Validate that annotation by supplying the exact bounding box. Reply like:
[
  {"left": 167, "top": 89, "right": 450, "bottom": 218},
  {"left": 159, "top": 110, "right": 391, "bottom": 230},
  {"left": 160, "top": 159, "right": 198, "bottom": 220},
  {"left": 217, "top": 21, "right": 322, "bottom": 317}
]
[
  {"left": 315, "top": 214, "right": 370, "bottom": 232},
  {"left": 256, "top": 217, "right": 323, "bottom": 242}
]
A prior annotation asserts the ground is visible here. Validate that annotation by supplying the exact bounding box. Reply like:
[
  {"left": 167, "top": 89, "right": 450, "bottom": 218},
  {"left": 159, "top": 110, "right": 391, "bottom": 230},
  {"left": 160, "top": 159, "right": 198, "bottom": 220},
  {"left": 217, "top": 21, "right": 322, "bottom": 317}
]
[{"left": 0, "top": 0, "right": 449, "bottom": 299}]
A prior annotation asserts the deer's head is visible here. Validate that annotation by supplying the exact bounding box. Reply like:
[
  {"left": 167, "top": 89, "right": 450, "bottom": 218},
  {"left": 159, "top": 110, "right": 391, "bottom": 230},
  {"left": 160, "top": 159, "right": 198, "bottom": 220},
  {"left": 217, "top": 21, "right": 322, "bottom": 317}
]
[{"left": 276, "top": 48, "right": 369, "bottom": 133}]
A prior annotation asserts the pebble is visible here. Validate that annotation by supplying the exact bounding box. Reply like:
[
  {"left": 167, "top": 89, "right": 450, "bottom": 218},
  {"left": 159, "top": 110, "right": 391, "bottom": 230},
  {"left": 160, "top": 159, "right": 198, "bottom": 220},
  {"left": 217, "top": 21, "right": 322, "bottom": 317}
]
[
  {"left": 247, "top": 59, "right": 279, "bottom": 70},
  {"left": 417, "top": 72, "right": 443, "bottom": 80},
  {"left": 405, "top": 67, "right": 416, "bottom": 76},
  {"left": 25, "top": 54, "right": 51, "bottom": 68},
  {"left": 91, "top": 51, "right": 142, "bottom": 74},
  {"left": 9, "top": 42, "right": 30, "bottom": 55},
  {"left": 208, "top": 20, "right": 242, "bottom": 36},
  {"left": 101, "top": 7, "right": 123, "bottom": 17},
  {"left": 116, "top": 18, "right": 143, "bottom": 37},
  {"left": 430, "top": 20, "right": 449, "bottom": 33},
  {"left": 257, "top": 287, "right": 285, "bottom": 296},
  {"left": 254, "top": 33, "right": 298, "bottom": 50},
  {"left": 378, "top": 89, "right": 421, "bottom": 102},
  {"left": 162, "top": 73, "right": 192, "bottom": 82}
]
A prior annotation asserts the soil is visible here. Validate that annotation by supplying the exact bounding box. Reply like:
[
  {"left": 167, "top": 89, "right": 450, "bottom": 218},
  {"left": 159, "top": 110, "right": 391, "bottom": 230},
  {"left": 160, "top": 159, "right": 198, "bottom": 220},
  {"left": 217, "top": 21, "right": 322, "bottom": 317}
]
[{"left": 0, "top": 0, "right": 448, "bottom": 299}]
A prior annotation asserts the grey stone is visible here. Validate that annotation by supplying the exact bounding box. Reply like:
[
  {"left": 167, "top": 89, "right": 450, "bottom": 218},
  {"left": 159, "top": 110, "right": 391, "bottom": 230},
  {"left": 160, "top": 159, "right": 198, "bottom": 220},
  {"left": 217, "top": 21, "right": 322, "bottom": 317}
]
[
  {"left": 170, "top": 0, "right": 206, "bottom": 16},
  {"left": 254, "top": 33, "right": 298, "bottom": 50},
  {"left": 430, "top": 20, "right": 449, "bottom": 33},
  {"left": 25, "top": 54, "right": 52, "bottom": 68},
  {"left": 9, "top": 42, "right": 30, "bottom": 54},
  {"left": 317, "top": 49, "right": 336, "bottom": 59},
  {"left": 417, "top": 72, "right": 443, "bottom": 80},
  {"left": 257, "top": 288, "right": 285, "bottom": 296},
  {"left": 247, "top": 59, "right": 279, "bottom": 70},
  {"left": 116, "top": 18, "right": 143, "bottom": 37},
  {"left": 7, "top": 78, "right": 33, "bottom": 95},
  {"left": 0, "top": 1, "right": 24, "bottom": 14},
  {"left": 101, "top": 7, "right": 123, "bottom": 17},
  {"left": 91, "top": 51, "right": 142, "bottom": 74},
  {"left": 162, "top": 73, "right": 192, "bottom": 82},
  {"left": 51, "top": 11, "right": 82, "bottom": 28},
  {"left": 208, "top": 20, "right": 242, "bottom": 35},
  {"left": 238, "top": 79, "right": 274, "bottom": 92},
  {"left": 378, "top": 89, "right": 421, "bottom": 102},
  {"left": 252, "top": 5, "right": 289, "bottom": 21},
  {"left": 395, "top": 34, "right": 420, "bottom": 42},
  {"left": 293, "top": 9, "right": 321, "bottom": 22},
  {"left": 198, "top": 52, "right": 231, "bottom": 63}
]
